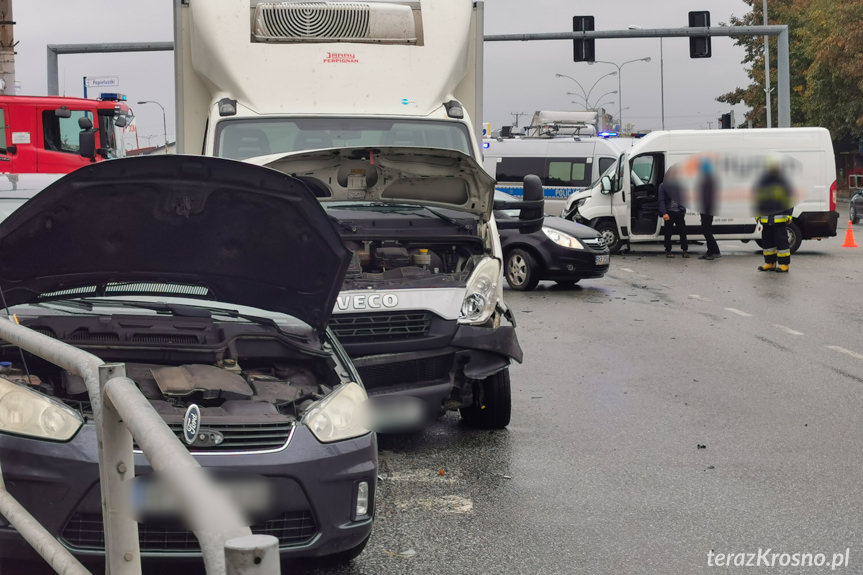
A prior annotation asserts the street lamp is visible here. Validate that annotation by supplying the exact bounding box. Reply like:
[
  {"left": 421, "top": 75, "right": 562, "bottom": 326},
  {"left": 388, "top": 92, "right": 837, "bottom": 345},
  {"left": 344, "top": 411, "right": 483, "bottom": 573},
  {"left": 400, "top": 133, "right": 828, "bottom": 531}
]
[
  {"left": 567, "top": 89, "right": 617, "bottom": 110},
  {"left": 556, "top": 71, "right": 617, "bottom": 111},
  {"left": 137, "top": 100, "right": 168, "bottom": 154},
  {"left": 586, "top": 56, "right": 651, "bottom": 132}
]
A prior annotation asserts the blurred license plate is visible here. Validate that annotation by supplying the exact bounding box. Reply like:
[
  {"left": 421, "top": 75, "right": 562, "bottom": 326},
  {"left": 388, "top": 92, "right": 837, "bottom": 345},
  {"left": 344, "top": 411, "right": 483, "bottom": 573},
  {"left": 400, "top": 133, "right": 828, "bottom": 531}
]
[{"left": 595, "top": 254, "right": 610, "bottom": 265}]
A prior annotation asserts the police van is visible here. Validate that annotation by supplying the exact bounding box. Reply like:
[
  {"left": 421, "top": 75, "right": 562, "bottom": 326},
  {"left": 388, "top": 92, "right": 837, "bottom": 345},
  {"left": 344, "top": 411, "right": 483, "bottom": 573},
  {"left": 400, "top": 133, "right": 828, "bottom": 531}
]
[
  {"left": 482, "top": 111, "right": 633, "bottom": 211},
  {"left": 562, "top": 128, "right": 839, "bottom": 253}
]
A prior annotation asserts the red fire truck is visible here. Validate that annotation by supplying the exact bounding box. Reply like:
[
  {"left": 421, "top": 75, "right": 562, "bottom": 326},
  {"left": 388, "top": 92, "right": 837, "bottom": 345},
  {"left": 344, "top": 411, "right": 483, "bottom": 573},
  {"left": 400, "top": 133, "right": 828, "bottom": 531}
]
[{"left": 0, "top": 93, "right": 132, "bottom": 173}]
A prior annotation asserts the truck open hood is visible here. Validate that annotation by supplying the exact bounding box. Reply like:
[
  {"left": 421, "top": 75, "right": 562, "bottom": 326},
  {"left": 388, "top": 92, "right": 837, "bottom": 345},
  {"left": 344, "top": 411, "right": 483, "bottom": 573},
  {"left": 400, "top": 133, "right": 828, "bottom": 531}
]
[
  {"left": 0, "top": 155, "right": 351, "bottom": 333},
  {"left": 250, "top": 147, "right": 496, "bottom": 219}
]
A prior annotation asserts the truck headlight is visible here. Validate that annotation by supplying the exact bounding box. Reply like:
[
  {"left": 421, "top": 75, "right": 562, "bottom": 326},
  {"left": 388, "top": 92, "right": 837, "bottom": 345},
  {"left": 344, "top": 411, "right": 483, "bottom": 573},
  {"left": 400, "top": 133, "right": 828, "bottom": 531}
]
[
  {"left": 542, "top": 227, "right": 584, "bottom": 250},
  {"left": 303, "top": 381, "right": 369, "bottom": 443},
  {"left": 0, "top": 377, "right": 83, "bottom": 441},
  {"left": 459, "top": 257, "right": 500, "bottom": 325}
]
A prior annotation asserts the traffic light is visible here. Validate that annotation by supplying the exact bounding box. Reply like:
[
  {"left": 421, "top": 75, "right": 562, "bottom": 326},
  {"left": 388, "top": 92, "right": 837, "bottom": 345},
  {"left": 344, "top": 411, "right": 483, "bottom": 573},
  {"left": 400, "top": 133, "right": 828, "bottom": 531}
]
[
  {"left": 720, "top": 113, "right": 732, "bottom": 129},
  {"left": 573, "top": 16, "right": 595, "bottom": 62},
  {"left": 689, "top": 11, "right": 711, "bottom": 58}
]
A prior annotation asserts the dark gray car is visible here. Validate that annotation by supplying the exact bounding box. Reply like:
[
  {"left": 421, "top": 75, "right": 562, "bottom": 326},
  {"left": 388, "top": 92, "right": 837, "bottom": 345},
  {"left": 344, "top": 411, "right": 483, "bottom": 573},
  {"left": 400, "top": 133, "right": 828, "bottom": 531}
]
[{"left": 0, "top": 156, "right": 377, "bottom": 570}]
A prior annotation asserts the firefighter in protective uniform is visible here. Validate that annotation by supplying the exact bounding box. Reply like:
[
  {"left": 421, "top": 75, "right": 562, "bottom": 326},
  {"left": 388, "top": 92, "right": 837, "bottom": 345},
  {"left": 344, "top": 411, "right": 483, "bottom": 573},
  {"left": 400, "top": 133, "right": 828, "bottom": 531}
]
[{"left": 754, "top": 156, "right": 794, "bottom": 273}]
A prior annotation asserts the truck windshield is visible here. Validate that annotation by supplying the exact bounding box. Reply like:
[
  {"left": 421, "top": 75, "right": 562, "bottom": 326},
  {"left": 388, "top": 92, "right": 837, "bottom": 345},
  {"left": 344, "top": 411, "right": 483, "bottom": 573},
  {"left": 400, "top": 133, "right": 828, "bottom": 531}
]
[{"left": 214, "top": 117, "right": 473, "bottom": 160}]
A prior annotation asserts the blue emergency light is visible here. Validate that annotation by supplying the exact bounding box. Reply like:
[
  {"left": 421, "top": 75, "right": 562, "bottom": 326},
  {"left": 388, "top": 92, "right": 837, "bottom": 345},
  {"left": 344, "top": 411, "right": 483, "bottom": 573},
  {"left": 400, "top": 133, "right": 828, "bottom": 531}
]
[{"left": 99, "top": 93, "right": 127, "bottom": 102}]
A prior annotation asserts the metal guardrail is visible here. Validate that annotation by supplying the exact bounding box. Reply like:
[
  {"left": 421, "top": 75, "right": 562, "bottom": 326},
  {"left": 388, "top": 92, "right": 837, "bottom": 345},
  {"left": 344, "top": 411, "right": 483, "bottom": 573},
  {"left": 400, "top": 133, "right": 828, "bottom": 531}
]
[{"left": 0, "top": 317, "right": 280, "bottom": 575}]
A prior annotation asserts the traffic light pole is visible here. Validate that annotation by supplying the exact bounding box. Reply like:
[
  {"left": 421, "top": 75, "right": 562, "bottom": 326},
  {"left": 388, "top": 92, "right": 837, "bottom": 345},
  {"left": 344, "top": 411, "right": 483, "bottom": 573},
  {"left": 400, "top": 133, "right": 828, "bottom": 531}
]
[{"left": 485, "top": 25, "right": 791, "bottom": 128}]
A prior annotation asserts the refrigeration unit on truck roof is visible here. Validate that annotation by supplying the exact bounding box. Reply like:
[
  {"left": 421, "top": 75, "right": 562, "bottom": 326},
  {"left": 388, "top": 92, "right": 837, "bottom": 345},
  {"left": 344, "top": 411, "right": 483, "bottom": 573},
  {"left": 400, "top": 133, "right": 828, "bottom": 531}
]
[{"left": 174, "top": 0, "right": 483, "bottom": 156}]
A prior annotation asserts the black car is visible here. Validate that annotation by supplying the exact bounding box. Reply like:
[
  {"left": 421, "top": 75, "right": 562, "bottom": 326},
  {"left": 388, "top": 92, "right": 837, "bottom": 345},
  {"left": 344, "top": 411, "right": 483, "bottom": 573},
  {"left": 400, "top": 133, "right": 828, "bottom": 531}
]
[
  {"left": 851, "top": 189, "right": 863, "bottom": 224},
  {"left": 0, "top": 156, "right": 376, "bottom": 570},
  {"left": 494, "top": 191, "right": 610, "bottom": 291}
]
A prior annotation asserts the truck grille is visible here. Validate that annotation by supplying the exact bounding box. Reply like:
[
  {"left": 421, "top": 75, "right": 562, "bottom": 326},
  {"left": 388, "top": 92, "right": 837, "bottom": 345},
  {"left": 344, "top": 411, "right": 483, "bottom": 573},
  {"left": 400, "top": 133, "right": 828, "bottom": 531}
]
[
  {"left": 330, "top": 311, "right": 432, "bottom": 342},
  {"left": 62, "top": 511, "right": 317, "bottom": 551}
]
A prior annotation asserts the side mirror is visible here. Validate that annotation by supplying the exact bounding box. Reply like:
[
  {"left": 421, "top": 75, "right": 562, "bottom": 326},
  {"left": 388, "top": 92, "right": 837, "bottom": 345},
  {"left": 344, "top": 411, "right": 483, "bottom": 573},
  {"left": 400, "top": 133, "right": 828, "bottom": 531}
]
[
  {"left": 79, "top": 130, "right": 97, "bottom": 161},
  {"left": 113, "top": 115, "right": 127, "bottom": 128},
  {"left": 518, "top": 174, "right": 544, "bottom": 234},
  {"left": 600, "top": 175, "right": 612, "bottom": 195}
]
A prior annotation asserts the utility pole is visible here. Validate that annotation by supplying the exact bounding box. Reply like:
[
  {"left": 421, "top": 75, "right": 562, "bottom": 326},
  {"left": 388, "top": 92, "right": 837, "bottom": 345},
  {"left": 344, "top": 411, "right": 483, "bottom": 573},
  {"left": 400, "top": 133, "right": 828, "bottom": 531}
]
[
  {"left": 763, "top": 0, "right": 772, "bottom": 128},
  {"left": 510, "top": 112, "right": 528, "bottom": 128},
  {"left": 0, "top": 0, "right": 16, "bottom": 94}
]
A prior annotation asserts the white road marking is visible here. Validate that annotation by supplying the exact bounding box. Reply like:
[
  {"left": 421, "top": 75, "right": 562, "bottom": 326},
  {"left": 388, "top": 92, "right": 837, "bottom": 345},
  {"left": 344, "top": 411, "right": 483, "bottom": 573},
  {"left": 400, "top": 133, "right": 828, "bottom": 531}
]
[
  {"left": 773, "top": 324, "right": 804, "bottom": 336},
  {"left": 689, "top": 294, "right": 713, "bottom": 301},
  {"left": 397, "top": 495, "right": 474, "bottom": 514},
  {"left": 826, "top": 346, "right": 863, "bottom": 360},
  {"left": 724, "top": 307, "right": 752, "bottom": 317},
  {"left": 383, "top": 470, "right": 461, "bottom": 483},
  {"left": 619, "top": 267, "right": 634, "bottom": 273}
]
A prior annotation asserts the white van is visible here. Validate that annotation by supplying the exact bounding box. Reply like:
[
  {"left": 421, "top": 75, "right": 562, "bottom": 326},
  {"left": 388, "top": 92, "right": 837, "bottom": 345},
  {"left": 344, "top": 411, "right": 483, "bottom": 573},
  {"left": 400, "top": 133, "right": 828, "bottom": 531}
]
[
  {"left": 482, "top": 135, "right": 629, "bottom": 212},
  {"left": 562, "top": 128, "right": 839, "bottom": 253}
]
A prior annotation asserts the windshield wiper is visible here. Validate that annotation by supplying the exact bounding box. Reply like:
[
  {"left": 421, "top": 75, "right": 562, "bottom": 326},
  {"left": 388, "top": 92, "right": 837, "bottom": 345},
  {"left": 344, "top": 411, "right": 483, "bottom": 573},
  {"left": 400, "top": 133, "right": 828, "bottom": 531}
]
[
  {"left": 422, "top": 206, "right": 473, "bottom": 230},
  {"left": 112, "top": 301, "right": 314, "bottom": 344}
]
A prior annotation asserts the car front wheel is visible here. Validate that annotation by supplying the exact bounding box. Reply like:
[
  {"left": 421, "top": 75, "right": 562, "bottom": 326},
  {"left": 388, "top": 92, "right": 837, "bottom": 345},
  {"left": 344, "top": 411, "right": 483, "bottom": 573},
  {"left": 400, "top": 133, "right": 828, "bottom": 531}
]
[
  {"left": 460, "top": 369, "right": 512, "bottom": 429},
  {"left": 505, "top": 248, "right": 540, "bottom": 291}
]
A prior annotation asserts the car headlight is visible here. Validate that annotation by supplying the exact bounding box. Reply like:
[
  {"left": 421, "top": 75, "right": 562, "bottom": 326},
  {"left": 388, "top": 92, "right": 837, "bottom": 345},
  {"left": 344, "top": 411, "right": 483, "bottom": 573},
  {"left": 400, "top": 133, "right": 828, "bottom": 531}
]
[
  {"left": 458, "top": 257, "right": 500, "bottom": 325},
  {"left": 0, "top": 377, "right": 83, "bottom": 441},
  {"left": 575, "top": 197, "right": 587, "bottom": 208},
  {"left": 542, "top": 227, "right": 584, "bottom": 250},
  {"left": 303, "top": 381, "right": 369, "bottom": 443}
]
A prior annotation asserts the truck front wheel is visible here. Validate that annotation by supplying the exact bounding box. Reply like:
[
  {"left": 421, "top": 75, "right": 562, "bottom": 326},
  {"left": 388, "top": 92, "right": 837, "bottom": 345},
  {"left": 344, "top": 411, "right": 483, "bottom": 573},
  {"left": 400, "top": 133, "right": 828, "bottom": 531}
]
[
  {"left": 595, "top": 220, "right": 623, "bottom": 254},
  {"left": 460, "top": 369, "right": 512, "bottom": 429}
]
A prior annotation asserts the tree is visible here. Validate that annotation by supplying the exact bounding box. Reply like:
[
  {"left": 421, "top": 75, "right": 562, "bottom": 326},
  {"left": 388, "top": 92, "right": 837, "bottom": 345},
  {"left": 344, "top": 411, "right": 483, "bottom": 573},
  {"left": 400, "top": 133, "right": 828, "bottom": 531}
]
[
  {"left": 717, "top": 0, "right": 863, "bottom": 140},
  {"left": 800, "top": 0, "right": 863, "bottom": 139},
  {"left": 717, "top": 0, "right": 812, "bottom": 129}
]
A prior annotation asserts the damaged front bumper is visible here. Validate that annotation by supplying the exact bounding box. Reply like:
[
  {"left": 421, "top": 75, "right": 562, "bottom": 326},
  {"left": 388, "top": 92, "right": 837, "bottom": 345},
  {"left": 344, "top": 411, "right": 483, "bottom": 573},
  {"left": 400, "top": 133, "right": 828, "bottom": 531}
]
[{"left": 344, "top": 319, "right": 522, "bottom": 412}]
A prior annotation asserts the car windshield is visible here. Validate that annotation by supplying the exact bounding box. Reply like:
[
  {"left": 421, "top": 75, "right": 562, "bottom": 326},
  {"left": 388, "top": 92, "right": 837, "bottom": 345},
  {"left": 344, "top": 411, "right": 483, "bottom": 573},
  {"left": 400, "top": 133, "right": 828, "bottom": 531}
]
[{"left": 214, "top": 117, "right": 473, "bottom": 160}]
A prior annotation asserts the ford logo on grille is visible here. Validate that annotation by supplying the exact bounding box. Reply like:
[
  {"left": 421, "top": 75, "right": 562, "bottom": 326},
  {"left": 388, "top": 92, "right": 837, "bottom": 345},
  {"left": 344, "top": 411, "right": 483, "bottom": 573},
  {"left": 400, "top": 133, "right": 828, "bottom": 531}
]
[{"left": 183, "top": 404, "right": 201, "bottom": 445}]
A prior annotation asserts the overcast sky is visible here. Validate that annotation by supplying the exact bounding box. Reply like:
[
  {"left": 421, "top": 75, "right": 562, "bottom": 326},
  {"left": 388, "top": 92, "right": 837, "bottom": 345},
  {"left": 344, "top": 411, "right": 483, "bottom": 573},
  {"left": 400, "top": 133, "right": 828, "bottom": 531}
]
[{"left": 13, "top": 0, "right": 755, "bottom": 148}]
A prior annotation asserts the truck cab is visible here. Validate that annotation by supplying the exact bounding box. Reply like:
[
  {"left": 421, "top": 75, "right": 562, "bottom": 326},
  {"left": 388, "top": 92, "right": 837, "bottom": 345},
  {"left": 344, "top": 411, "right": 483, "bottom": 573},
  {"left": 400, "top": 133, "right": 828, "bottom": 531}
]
[
  {"left": 174, "top": 0, "right": 539, "bottom": 429},
  {"left": 0, "top": 94, "right": 131, "bottom": 173}
]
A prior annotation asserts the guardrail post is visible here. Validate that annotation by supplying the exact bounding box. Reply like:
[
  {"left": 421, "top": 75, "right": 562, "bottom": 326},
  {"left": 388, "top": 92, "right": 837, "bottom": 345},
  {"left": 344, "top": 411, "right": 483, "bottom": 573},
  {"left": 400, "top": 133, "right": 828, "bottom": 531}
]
[
  {"left": 224, "top": 535, "right": 280, "bottom": 575},
  {"left": 98, "top": 364, "right": 141, "bottom": 575}
]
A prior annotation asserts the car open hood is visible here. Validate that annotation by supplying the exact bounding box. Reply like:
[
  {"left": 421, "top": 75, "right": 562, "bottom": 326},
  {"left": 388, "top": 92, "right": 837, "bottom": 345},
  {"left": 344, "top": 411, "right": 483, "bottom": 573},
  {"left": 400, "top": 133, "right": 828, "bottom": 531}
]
[
  {"left": 0, "top": 155, "right": 351, "bottom": 333},
  {"left": 248, "top": 146, "right": 496, "bottom": 219}
]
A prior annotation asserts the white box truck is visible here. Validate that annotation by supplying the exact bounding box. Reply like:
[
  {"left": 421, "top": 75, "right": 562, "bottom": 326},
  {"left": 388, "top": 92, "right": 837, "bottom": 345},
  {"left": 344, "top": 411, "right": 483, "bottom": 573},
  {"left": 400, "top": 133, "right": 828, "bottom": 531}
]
[
  {"left": 561, "top": 128, "right": 839, "bottom": 253},
  {"left": 173, "top": 0, "right": 541, "bottom": 429}
]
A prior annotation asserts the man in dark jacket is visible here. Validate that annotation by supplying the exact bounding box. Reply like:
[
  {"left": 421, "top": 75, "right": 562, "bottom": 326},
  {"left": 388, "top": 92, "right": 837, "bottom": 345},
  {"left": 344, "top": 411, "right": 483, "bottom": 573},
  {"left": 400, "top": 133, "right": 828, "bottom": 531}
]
[
  {"left": 658, "top": 165, "right": 688, "bottom": 258},
  {"left": 697, "top": 157, "right": 721, "bottom": 260},
  {"left": 754, "top": 155, "right": 794, "bottom": 272}
]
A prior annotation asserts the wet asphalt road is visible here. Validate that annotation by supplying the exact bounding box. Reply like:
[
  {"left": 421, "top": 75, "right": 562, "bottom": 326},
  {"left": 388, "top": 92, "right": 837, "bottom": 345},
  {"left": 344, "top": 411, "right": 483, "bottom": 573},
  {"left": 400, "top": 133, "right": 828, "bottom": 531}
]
[
  {"left": 302, "top": 214, "right": 863, "bottom": 575},
  {"left": 28, "top": 214, "right": 858, "bottom": 575}
]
